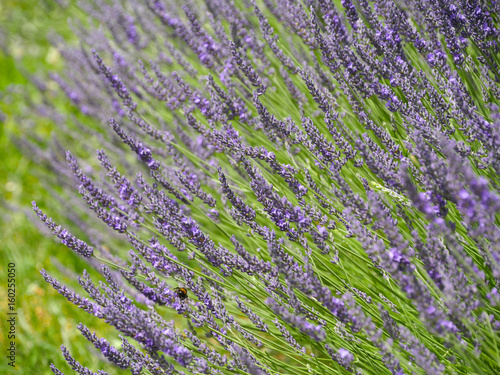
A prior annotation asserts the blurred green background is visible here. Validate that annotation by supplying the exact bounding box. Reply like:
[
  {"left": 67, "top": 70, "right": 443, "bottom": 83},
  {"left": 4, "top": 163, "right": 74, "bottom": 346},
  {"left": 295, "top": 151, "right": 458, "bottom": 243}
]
[{"left": 0, "top": 1, "right": 121, "bottom": 373}]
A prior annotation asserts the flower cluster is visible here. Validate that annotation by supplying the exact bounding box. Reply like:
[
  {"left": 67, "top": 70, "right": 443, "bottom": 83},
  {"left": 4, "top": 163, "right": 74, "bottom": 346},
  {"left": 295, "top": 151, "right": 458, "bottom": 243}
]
[{"left": 16, "top": 0, "right": 500, "bottom": 374}]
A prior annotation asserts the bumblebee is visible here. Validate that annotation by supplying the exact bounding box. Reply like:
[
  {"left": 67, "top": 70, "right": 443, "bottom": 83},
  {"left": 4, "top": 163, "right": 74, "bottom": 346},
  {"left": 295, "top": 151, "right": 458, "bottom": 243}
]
[{"left": 174, "top": 287, "right": 188, "bottom": 301}]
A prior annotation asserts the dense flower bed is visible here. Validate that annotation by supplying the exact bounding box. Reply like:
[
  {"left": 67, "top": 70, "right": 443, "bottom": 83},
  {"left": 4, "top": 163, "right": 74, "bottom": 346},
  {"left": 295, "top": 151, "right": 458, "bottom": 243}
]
[{"left": 24, "top": 0, "right": 500, "bottom": 374}]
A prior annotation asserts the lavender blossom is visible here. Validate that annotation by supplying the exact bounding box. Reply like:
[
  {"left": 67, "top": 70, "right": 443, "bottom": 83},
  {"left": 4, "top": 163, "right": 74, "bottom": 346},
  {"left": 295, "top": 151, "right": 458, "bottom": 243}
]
[
  {"left": 13, "top": 0, "right": 500, "bottom": 373},
  {"left": 33, "top": 203, "right": 94, "bottom": 258},
  {"left": 267, "top": 297, "right": 326, "bottom": 341}
]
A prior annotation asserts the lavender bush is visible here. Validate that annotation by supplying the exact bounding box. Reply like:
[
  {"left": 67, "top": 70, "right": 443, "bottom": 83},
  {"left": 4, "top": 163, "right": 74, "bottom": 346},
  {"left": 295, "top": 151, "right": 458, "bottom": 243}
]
[{"left": 19, "top": 0, "right": 500, "bottom": 373}]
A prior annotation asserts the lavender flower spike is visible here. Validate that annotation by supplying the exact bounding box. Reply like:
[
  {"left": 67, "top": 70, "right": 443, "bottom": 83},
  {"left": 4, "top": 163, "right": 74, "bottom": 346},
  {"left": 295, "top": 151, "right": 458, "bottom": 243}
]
[{"left": 32, "top": 201, "right": 94, "bottom": 258}]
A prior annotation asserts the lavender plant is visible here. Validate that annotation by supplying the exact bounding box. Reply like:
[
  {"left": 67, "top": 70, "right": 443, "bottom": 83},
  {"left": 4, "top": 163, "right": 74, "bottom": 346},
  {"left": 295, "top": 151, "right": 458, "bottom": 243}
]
[{"left": 18, "top": 0, "right": 500, "bottom": 373}]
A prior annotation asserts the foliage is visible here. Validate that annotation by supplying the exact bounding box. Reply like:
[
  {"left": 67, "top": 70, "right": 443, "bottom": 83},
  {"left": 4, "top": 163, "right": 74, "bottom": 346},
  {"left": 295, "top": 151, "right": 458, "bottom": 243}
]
[{"left": 4, "top": 0, "right": 500, "bottom": 374}]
